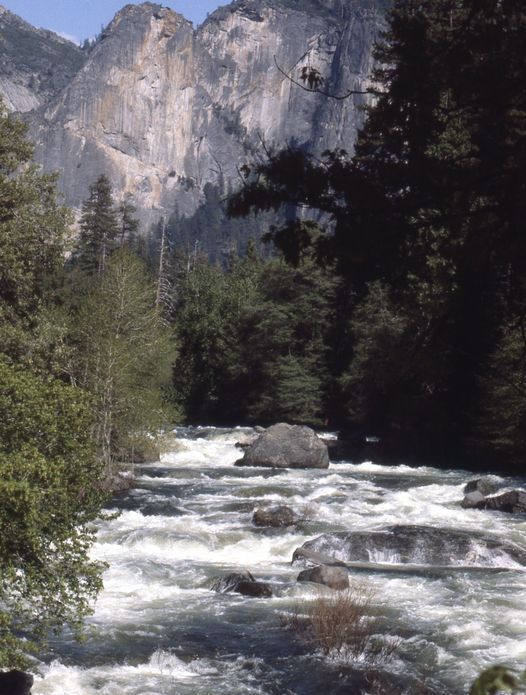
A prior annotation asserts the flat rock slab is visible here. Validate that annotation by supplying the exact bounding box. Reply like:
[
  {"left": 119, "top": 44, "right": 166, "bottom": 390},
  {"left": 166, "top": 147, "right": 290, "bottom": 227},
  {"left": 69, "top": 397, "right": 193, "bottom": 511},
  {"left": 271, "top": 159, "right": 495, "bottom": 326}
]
[
  {"left": 292, "top": 525, "right": 526, "bottom": 568},
  {"left": 236, "top": 423, "right": 329, "bottom": 469}
]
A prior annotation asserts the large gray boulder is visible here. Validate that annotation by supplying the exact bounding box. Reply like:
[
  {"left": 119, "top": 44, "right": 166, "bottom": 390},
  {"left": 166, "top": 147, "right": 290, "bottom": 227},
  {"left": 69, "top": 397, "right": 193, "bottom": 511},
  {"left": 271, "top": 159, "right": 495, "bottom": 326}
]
[
  {"left": 461, "top": 490, "right": 487, "bottom": 509},
  {"left": 236, "top": 423, "right": 329, "bottom": 469},
  {"left": 297, "top": 565, "right": 349, "bottom": 590}
]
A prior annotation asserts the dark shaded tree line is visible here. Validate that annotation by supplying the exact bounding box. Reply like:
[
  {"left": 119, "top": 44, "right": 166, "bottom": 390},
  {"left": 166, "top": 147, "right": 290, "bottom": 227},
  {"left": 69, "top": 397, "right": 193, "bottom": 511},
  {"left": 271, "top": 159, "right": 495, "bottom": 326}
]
[
  {"left": 170, "top": 242, "right": 338, "bottom": 427},
  {"left": 226, "top": 0, "right": 526, "bottom": 468}
]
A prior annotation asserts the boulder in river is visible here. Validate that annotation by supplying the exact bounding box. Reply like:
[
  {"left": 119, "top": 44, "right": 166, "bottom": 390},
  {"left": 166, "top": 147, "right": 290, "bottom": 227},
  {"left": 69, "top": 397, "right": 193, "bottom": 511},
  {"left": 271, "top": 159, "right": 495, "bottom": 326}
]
[
  {"left": 235, "top": 423, "right": 329, "bottom": 469},
  {"left": 463, "top": 477, "right": 501, "bottom": 496},
  {"left": 292, "top": 525, "right": 526, "bottom": 568},
  {"left": 461, "top": 490, "right": 487, "bottom": 509},
  {"left": 253, "top": 505, "right": 295, "bottom": 527},
  {"left": 101, "top": 469, "right": 135, "bottom": 494},
  {"left": 210, "top": 571, "right": 272, "bottom": 598},
  {"left": 461, "top": 482, "right": 526, "bottom": 514},
  {"left": 0, "top": 670, "right": 33, "bottom": 695},
  {"left": 297, "top": 564, "right": 349, "bottom": 590},
  {"left": 475, "top": 490, "right": 526, "bottom": 514}
]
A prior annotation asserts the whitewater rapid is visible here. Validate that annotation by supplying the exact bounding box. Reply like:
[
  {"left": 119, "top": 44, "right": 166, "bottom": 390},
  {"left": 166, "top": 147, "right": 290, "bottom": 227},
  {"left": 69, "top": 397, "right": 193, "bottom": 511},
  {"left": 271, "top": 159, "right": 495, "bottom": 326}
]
[{"left": 33, "top": 427, "right": 526, "bottom": 694}]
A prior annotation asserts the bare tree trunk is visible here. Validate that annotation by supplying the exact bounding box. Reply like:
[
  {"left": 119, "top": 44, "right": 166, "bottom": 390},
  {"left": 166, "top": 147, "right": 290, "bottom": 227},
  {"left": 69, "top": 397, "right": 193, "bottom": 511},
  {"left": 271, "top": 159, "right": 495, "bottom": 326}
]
[{"left": 156, "top": 222, "right": 166, "bottom": 309}]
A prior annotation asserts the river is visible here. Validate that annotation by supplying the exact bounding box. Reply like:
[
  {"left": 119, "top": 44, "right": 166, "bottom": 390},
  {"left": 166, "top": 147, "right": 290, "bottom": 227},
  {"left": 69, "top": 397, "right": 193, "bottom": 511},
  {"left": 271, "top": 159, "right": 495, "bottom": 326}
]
[{"left": 33, "top": 427, "right": 526, "bottom": 694}]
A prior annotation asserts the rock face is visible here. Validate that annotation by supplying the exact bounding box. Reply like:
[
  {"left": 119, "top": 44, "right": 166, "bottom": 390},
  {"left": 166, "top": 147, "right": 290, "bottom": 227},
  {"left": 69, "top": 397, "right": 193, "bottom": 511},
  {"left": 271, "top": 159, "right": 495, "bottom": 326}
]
[
  {"left": 0, "top": 6, "right": 85, "bottom": 112},
  {"left": 18, "top": 0, "right": 386, "bottom": 227},
  {"left": 236, "top": 423, "right": 329, "bottom": 468},
  {"left": 253, "top": 505, "right": 295, "bottom": 527},
  {"left": 0, "top": 669, "right": 33, "bottom": 695},
  {"left": 210, "top": 570, "right": 272, "bottom": 597},
  {"left": 297, "top": 564, "right": 349, "bottom": 590},
  {"left": 292, "top": 525, "right": 526, "bottom": 567}
]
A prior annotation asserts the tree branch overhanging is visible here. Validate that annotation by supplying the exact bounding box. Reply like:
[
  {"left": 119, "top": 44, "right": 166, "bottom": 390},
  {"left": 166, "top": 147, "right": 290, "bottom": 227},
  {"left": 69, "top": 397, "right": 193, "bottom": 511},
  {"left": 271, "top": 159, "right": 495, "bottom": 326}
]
[{"left": 274, "top": 56, "right": 381, "bottom": 101}]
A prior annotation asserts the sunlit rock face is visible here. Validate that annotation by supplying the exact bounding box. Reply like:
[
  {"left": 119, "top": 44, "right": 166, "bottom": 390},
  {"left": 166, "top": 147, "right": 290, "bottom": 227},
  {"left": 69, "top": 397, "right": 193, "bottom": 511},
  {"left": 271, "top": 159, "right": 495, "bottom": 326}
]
[{"left": 24, "top": 1, "right": 386, "bottom": 226}]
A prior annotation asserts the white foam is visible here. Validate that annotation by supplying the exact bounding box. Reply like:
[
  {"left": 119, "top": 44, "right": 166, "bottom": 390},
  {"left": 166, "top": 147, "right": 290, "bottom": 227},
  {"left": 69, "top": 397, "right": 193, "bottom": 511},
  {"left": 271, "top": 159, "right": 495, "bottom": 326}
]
[
  {"left": 33, "top": 651, "right": 196, "bottom": 695},
  {"left": 32, "top": 428, "right": 526, "bottom": 694}
]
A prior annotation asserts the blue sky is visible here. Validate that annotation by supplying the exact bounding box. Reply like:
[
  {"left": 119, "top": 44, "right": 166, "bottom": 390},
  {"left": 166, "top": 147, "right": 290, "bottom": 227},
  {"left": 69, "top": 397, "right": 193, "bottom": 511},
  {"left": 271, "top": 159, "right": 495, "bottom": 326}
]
[{"left": 1, "top": 1, "right": 225, "bottom": 44}]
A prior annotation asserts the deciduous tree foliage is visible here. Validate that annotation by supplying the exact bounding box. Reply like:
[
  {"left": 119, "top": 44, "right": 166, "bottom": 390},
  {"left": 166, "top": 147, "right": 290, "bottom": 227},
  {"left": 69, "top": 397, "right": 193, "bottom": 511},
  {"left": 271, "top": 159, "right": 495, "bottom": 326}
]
[
  {"left": 0, "top": 359, "right": 105, "bottom": 667},
  {"left": 0, "top": 103, "right": 106, "bottom": 665},
  {"left": 69, "top": 248, "right": 177, "bottom": 464}
]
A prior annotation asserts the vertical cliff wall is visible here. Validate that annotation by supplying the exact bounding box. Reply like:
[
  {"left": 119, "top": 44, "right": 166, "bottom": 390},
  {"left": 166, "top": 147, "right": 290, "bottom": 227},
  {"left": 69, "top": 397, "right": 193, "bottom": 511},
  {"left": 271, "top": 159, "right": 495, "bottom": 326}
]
[{"left": 25, "top": 1, "right": 385, "bottom": 226}]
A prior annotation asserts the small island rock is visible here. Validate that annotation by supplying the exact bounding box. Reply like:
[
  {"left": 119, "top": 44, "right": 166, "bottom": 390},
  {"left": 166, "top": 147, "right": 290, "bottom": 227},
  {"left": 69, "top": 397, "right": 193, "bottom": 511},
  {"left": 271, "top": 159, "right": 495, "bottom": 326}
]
[
  {"left": 297, "top": 565, "right": 349, "bottom": 590},
  {"left": 252, "top": 505, "right": 295, "bottom": 527},
  {"left": 210, "top": 571, "right": 272, "bottom": 598},
  {"left": 463, "top": 477, "right": 500, "bottom": 496}
]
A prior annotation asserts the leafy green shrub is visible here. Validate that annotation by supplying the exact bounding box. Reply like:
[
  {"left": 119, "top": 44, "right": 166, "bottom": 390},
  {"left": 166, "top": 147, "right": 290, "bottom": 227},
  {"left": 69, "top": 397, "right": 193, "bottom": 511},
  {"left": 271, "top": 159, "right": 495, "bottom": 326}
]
[
  {"left": 470, "top": 666, "right": 525, "bottom": 695},
  {"left": 0, "top": 359, "right": 106, "bottom": 666}
]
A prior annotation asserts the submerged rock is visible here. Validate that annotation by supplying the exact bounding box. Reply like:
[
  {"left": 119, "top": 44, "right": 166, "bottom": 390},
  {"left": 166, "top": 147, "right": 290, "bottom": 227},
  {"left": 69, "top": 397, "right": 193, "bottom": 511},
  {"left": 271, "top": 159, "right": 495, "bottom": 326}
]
[
  {"left": 0, "top": 670, "right": 33, "bottom": 694},
  {"left": 292, "top": 525, "right": 526, "bottom": 568},
  {"left": 210, "top": 571, "right": 272, "bottom": 598},
  {"left": 252, "top": 505, "right": 295, "bottom": 527},
  {"left": 235, "top": 423, "right": 329, "bottom": 469},
  {"left": 141, "top": 500, "right": 187, "bottom": 517},
  {"left": 297, "top": 564, "right": 349, "bottom": 590}
]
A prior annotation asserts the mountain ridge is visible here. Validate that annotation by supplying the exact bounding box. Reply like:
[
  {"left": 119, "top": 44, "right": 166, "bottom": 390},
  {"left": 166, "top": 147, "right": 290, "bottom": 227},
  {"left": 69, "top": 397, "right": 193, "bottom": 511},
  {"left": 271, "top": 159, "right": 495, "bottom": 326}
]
[
  {"left": 0, "top": 4, "right": 86, "bottom": 112},
  {"left": 0, "top": 1, "right": 386, "bottom": 228}
]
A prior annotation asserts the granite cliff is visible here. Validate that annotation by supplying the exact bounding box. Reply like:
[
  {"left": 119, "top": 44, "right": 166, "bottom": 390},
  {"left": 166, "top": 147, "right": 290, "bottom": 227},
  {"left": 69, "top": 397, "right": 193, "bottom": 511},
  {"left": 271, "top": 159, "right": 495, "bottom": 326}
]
[
  {"left": 2, "top": 1, "right": 386, "bottom": 227},
  {"left": 0, "top": 5, "right": 85, "bottom": 112}
]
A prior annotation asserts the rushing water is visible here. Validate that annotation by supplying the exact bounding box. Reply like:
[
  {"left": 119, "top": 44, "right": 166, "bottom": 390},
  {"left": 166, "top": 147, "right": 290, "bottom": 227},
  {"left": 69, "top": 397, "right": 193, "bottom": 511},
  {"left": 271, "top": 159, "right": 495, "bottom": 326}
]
[{"left": 33, "top": 427, "right": 526, "bottom": 694}]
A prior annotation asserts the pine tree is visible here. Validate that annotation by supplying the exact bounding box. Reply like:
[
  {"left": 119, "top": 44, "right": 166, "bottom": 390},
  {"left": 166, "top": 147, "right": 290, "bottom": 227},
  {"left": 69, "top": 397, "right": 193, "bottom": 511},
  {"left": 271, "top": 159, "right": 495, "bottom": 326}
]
[
  {"left": 118, "top": 194, "right": 140, "bottom": 247},
  {"left": 0, "top": 104, "right": 70, "bottom": 361},
  {"left": 77, "top": 174, "right": 119, "bottom": 276}
]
